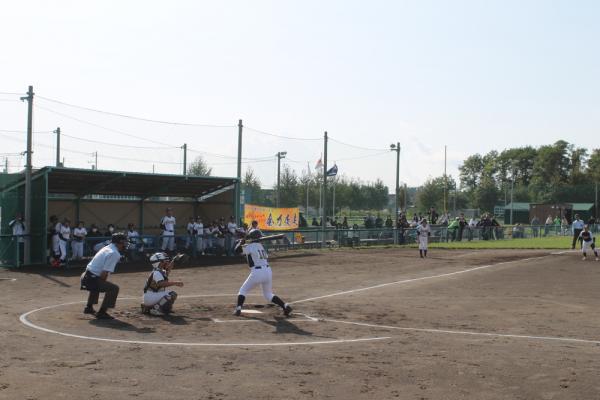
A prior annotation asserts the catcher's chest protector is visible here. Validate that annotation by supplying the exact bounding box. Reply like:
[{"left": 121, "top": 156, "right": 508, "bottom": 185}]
[{"left": 144, "top": 269, "right": 169, "bottom": 293}]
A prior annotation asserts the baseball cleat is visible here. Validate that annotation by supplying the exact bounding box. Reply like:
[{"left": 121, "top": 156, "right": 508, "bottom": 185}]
[
  {"left": 283, "top": 305, "right": 293, "bottom": 317},
  {"left": 83, "top": 306, "right": 96, "bottom": 315},
  {"left": 582, "top": 257, "right": 587, "bottom": 261},
  {"left": 233, "top": 307, "right": 242, "bottom": 316},
  {"left": 95, "top": 311, "right": 114, "bottom": 320},
  {"left": 149, "top": 308, "right": 164, "bottom": 316},
  {"left": 596, "top": 257, "right": 599, "bottom": 261}
]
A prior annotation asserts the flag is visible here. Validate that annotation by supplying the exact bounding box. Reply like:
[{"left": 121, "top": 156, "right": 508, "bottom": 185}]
[
  {"left": 315, "top": 156, "right": 323, "bottom": 170},
  {"left": 326, "top": 163, "right": 338, "bottom": 177}
]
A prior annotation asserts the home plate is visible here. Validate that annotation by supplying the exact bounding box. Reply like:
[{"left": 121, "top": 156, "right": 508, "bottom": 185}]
[{"left": 241, "top": 309, "right": 263, "bottom": 314}]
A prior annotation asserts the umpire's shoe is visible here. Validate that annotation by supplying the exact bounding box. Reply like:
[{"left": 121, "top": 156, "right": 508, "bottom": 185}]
[
  {"left": 83, "top": 306, "right": 96, "bottom": 315},
  {"left": 283, "top": 305, "right": 293, "bottom": 317},
  {"left": 95, "top": 310, "right": 114, "bottom": 320}
]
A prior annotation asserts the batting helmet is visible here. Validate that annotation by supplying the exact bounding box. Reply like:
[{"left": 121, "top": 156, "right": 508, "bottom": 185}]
[{"left": 247, "top": 229, "right": 263, "bottom": 241}]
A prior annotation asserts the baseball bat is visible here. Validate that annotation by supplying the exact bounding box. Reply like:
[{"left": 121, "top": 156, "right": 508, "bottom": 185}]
[{"left": 252, "top": 234, "right": 286, "bottom": 242}]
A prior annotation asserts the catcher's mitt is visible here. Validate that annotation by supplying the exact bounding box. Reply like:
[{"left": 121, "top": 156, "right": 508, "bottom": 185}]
[{"left": 172, "top": 253, "right": 190, "bottom": 266}]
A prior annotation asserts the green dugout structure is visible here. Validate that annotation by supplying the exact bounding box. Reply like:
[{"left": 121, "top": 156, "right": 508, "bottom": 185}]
[{"left": 0, "top": 167, "right": 239, "bottom": 267}]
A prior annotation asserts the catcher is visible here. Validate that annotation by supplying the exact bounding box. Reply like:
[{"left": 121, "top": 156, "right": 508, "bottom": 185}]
[
  {"left": 233, "top": 228, "right": 293, "bottom": 317},
  {"left": 141, "top": 252, "right": 187, "bottom": 316}
]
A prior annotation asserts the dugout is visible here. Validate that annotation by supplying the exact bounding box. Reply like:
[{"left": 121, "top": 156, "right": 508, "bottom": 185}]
[
  {"left": 503, "top": 202, "right": 530, "bottom": 224},
  {"left": 0, "top": 166, "right": 239, "bottom": 266},
  {"left": 529, "top": 203, "right": 572, "bottom": 223}
]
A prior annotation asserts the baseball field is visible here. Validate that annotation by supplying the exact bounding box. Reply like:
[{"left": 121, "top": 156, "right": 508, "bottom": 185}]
[{"left": 2, "top": 247, "right": 600, "bottom": 399}]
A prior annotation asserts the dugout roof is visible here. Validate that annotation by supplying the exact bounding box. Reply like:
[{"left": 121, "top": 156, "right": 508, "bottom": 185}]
[{"left": 0, "top": 166, "right": 238, "bottom": 198}]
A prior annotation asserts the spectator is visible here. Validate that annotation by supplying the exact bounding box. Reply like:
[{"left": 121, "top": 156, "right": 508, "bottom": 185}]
[
  {"left": 311, "top": 217, "right": 319, "bottom": 227},
  {"left": 375, "top": 214, "right": 383, "bottom": 228},
  {"left": 126, "top": 223, "right": 142, "bottom": 261},
  {"left": 491, "top": 216, "right": 502, "bottom": 239},
  {"left": 530, "top": 215, "right": 540, "bottom": 238},
  {"left": 342, "top": 217, "right": 349, "bottom": 229},
  {"left": 299, "top": 213, "right": 308, "bottom": 228},
  {"left": 553, "top": 215, "right": 561, "bottom": 234},
  {"left": 104, "top": 224, "right": 115, "bottom": 237},
  {"left": 193, "top": 217, "right": 204, "bottom": 255},
  {"left": 385, "top": 216, "right": 393, "bottom": 228},
  {"left": 544, "top": 215, "right": 553, "bottom": 236},
  {"left": 185, "top": 217, "right": 195, "bottom": 249},
  {"left": 429, "top": 207, "right": 439, "bottom": 224},
  {"left": 447, "top": 217, "right": 459, "bottom": 242},
  {"left": 227, "top": 216, "right": 238, "bottom": 255},
  {"left": 457, "top": 213, "right": 468, "bottom": 241},
  {"left": 160, "top": 207, "right": 176, "bottom": 253},
  {"left": 88, "top": 224, "right": 101, "bottom": 237},
  {"left": 9, "top": 212, "right": 26, "bottom": 265},
  {"left": 72, "top": 221, "right": 87, "bottom": 260}
]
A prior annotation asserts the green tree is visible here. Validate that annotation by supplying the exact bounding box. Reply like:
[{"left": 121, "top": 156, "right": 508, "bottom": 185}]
[
  {"left": 188, "top": 156, "right": 212, "bottom": 176},
  {"left": 242, "top": 167, "right": 262, "bottom": 204}
]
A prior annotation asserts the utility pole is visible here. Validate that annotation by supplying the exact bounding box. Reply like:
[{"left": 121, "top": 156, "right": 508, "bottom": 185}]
[
  {"left": 3, "top": 157, "right": 8, "bottom": 173},
  {"left": 390, "top": 142, "right": 400, "bottom": 244},
  {"left": 322, "top": 131, "right": 328, "bottom": 247},
  {"left": 182, "top": 143, "right": 187, "bottom": 175},
  {"left": 443, "top": 145, "right": 448, "bottom": 216},
  {"left": 510, "top": 168, "right": 515, "bottom": 225},
  {"left": 236, "top": 119, "right": 243, "bottom": 224},
  {"left": 276, "top": 151, "right": 287, "bottom": 207},
  {"left": 20, "top": 85, "right": 34, "bottom": 265},
  {"left": 306, "top": 162, "right": 310, "bottom": 218},
  {"left": 595, "top": 182, "right": 598, "bottom": 221},
  {"left": 92, "top": 152, "right": 98, "bottom": 170},
  {"left": 55, "top": 127, "right": 61, "bottom": 167}
]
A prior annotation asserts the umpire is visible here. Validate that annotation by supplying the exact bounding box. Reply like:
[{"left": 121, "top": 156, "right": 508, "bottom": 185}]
[
  {"left": 572, "top": 214, "right": 585, "bottom": 250},
  {"left": 80, "top": 233, "right": 128, "bottom": 319}
]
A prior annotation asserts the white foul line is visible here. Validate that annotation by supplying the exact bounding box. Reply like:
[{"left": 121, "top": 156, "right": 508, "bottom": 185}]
[
  {"left": 0, "top": 278, "right": 17, "bottom": 281},
  {"left": 291, "top": 256, "right": 546, "bottom": 304},
  {"left": 315, "top": 317, "right": 600, "bottom": 346}
]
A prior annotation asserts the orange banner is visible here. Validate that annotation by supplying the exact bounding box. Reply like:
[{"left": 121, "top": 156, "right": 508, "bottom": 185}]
[{"left": 244, "top": 204, "right": 299, "bottom": 231}]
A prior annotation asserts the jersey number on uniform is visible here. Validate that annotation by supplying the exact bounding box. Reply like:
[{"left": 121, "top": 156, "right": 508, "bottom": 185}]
[{"left": 257, "top": 250, "right": 267, "bottom": 259}]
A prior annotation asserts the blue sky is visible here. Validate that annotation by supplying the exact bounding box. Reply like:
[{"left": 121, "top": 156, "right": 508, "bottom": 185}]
[{"left": 1, "top": 0, "right": 598, "bottom": 189}]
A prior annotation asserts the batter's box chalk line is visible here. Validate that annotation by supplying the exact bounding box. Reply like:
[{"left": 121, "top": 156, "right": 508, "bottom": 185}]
[{"left": 18, "top": 295, "right": 390, "bottom": 347}]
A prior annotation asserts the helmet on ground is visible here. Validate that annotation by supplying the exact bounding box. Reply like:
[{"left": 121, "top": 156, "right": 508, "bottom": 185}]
[
  {"left": 149, "top": 252, "right": 171, "bottom": 269},
  {"left": 247, "top": 229, "right": 263, "bottom": 241}
]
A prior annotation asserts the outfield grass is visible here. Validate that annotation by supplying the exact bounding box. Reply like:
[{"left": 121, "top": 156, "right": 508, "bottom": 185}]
[{"left": 416, "top": 236, "right": 572, "bottom": 250}]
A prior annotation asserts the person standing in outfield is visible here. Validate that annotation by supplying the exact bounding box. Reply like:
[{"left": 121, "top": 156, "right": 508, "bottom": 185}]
[
  {"left": 572, "top": 214, "right": 585, "bottom": 250},
  {"left": 416, "top": 218, "right": 431, "bottom": 258},
  {"left": 160, "top": 207, "right": 176, "bottom": 253},
  {"left": 579, "top": 225, "right": 599, "bottom": 261},
  {"left": 142, "top": 252, "right": 184, "bottom": 316},
  {"left": 71, "top": 221, "right": 87, "bottom": 260},
  {"left": 233, "top": 229, "right": 293, "bottom": 317},
  {"left": 80, "top": 233, "right": 128, "bottom": 319}
]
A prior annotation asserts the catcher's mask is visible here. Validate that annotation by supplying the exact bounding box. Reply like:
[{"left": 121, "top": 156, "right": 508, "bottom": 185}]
[
  {"left": 247, "top": 229, "right": 263, "bottom": 241},
  {"left": 149, "top": 252, "right": 171, "bottom": 269}
]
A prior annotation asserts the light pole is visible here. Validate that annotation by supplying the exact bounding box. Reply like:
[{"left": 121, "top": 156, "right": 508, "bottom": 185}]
[
  {"left": 390, "top": 142, "right": 400, "bottom": 244},
  {"left": 510, "top": 166, "right": 515, "bottom": 225},
  {"left": 276, "top": 151, "right": 287, "bottom": 207}
]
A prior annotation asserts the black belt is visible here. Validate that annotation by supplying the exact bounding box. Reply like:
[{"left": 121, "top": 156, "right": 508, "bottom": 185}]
[{"left": 252, "top": 266, "right": 269, "bottom": 269}]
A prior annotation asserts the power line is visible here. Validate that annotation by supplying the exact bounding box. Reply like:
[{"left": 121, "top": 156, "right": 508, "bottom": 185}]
[
  {"left": 328, "top": 137, "right": 388, "bottom": 151},
  {"left": 61, "top": 133, "right": 174, "bottom": 149},
  {"left": 34, "top": 104, "right": 179, "bottom": 147},
  {"left": 244, "top": 126, "right": 321, "bottom": 141},
  {"left": 0, "top": 91, "right": 23, "bottom": 95},
  {"left": 36, "top": 95, "right": 236, "bottom": 128},
  {"left": 0, "top": 129, "right": 55, "bottom": 134}
]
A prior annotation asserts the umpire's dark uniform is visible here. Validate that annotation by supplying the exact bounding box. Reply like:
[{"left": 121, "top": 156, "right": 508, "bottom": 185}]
[{"left": 571, "top": 216, "right": 585, "bottom": 250}]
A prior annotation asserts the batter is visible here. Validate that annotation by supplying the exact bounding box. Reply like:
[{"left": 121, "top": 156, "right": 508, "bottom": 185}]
[{"left": 233, "top": 228, "right": 292, "bottom": 317}]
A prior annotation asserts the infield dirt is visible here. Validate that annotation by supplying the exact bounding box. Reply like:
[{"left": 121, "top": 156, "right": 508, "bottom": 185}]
[{"left": 2, "top": 248, "right": 600, "bottom": 399}]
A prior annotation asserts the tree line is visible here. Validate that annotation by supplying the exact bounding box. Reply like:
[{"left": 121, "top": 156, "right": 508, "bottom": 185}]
[{"left": 416, "top": 140, "right": 600, "bottom": 213}]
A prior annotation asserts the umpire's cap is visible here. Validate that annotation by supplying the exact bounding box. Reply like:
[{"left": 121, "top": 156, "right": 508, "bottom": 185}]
[{"left": 111, "top": 232, "right": 128, "bottom": 244}]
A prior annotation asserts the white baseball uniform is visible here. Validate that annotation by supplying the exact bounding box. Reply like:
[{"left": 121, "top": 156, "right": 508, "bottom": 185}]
[
  {"left": 417, "top": 224, "right": 430, "bottom": 251},
  {"left": 238, "top": 242, "right": 274, "bottom": 301},
  {"left": 579, "top": 230, "right": 596, "bottom": 253},
  {"left": 193, "top": 222, "right": 204, "bottom": 252},
  {"left": 72, "top": 227, "right": 87, "bottom": 259},
  {"left": 161, "top": 215, "right": 176, "bottom": 251},
  {"left": 143, "top": 269, "right": 171, "bottom": 306},
  {"left": 52, "top": 222, "right": 62, "bottom": 256},
  {"left": 58, "top": 224, "right": 71, "bottom": 261}
]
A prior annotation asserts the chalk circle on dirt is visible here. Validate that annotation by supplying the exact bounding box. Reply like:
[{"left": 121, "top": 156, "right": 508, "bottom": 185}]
[{"left": 19, "top": 294, "right": 392, "bottom": 347}]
